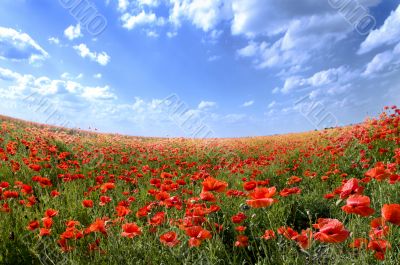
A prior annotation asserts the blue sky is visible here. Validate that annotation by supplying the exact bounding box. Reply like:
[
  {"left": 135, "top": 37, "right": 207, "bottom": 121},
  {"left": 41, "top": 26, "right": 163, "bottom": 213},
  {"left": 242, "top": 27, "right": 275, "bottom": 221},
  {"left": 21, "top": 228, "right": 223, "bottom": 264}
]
[{"left": 0, "top": 0, "right": 399, "bottom": 137}]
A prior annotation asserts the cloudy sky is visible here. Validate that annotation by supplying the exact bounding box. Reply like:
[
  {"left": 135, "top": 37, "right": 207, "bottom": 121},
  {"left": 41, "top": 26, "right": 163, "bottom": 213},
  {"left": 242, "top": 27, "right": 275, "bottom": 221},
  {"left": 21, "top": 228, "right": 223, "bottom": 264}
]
[{"left": 0, "top": 0, "right": 399, "bottom": 137}]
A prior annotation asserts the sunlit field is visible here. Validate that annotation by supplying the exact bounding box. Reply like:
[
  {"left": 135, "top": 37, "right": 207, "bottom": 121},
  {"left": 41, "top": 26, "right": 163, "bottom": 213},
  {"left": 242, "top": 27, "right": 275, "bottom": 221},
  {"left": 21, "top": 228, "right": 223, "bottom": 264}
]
[{"left": 0, "top": 106, "right": 399, "bottom": 264}]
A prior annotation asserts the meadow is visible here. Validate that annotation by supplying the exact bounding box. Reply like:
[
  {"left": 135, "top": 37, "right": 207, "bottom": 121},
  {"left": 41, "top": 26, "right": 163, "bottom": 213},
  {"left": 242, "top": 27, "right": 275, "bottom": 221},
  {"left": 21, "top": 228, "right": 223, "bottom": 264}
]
[{"left": 0, "top": 106, "right": 400, "bottom": 265}]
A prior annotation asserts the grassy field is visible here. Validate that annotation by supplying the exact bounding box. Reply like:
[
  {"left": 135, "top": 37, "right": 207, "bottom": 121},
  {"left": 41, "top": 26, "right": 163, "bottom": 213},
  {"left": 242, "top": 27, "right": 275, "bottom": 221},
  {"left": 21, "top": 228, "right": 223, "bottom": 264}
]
[{"left": 0, "top": 106, "right": 400, "bottom": 265}]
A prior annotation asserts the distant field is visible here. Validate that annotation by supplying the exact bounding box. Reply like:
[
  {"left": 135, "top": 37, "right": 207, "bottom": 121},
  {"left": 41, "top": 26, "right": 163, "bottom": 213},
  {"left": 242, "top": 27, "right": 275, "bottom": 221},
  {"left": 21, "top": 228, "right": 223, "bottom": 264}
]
[{"left": 1, "top": 107, "right": 400, "bottom": 265}]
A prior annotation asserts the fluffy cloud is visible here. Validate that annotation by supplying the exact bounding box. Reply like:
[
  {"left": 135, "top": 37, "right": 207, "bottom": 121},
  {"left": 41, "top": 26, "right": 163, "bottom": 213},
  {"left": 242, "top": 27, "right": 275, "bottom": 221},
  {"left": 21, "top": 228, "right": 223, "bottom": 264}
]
[
  {"left": 73, "top": 44, "right": 110, "bottom": 66},
  {"left": 241, "top": 100, "right": 254, "bottom": 107},
  {"left": 169, "top": 0, "right": 231, "bottom": 32},
  {"left": 64, "top": 24, "right": 82, "bottom": 40},
  {"left": 121, "top": 10, "right": 165, "bottom": 30},
  {"left": 48, "top": 37, "right": 60, "bottom": 45},
  {"left": 198, "top": 100, "right": 217, "bottom": 110},
  {"left": 230, "top": 0, "right": 381, "bottom": 37},
  {"left": 0, "top": 67, "right": 116, "bottom": 100},
  {"left": 363, "top": 42, "right": 400, "bottom": 76},
  {"left": 117, "top": 0, "right": 130, "bottom": 11},
  {"left": 237, "top": 14, "right": 351, "bottom": 69},
  {"left": 268, "top": 101, "right": 276, "bottom": 109},
  {"left": 0, "top": 67, "right": 22, "bottom": 81},
  {"left": 358, "top": 4, "right": 400, "bottom": 54},
  {"left": 138, "top": 0, "right": 160, "bottom": 7},
  {"left": 279, "top": 66, "right": 356, "bottom": 94},
  {"left": 222, "top": 113, "right": 246, "bottom": 123},
  {"left": 0, "top": 26, "right": 48, "bottom": 63},
  {"left": 81, "top": 86, "right": 117, "bottom": 100}
]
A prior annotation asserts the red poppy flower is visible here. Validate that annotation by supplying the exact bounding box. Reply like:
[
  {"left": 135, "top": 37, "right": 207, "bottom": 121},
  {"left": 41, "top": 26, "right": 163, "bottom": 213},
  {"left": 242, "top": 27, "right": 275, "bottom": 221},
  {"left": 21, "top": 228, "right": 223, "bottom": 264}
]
[
  {"left": 261, "top": 229, "right": 276, "bottom": 240},
  {"left": 161, "top": 172, "right": 174, "bottom": 179},
  {"left": 295, "top": 229, "right": 312, "bottom": 249},
  {"left": 368, "top": 239, "right": 390, "bottom": 260},
  {"left": 99, "top": 196, "right": 112, "bottom": 206},
  {"left": 381, "top": 204, "right": 400, "bottom": 226},
  {"left": 50, "top": 190, "right": 60, "bottom": 197},
  {"left": 185, "top": 226, "right": 212, "bottom": 247},
  {"left": 369, "top": 218, "right": 389, "bottom": 239},
  {"left": 45, "top": 209, "right": 59, "bottom": 218},
  {"left": 277, "top": 227, "right": 298, "bottom": 240},
  {"left": 86, "top": 218, "right": 108, "bottom": 235},
  {"left": 243, "top": 181, "right": 257, "bottom": 191},
  {"left": 100, "top": 182, "right": 115, "bottom": 193},
  {"left": 160, "top": 231, "right": 180, "bottom": 247},
  {"left": 82, "top": 200, "right": 94, "bottom": 208},
  {"left": 246, "top": 187, "right": 278, "bottom": 208},
  {"left": 0, "top": 181, "right": 9, "bottom": 189},
  {"left": 365, "top": 162, "right": 391, "bottom": 181},
  {"left": 121, "top": 223, "right": 142, "bottom": 238},
  {"left": 231, "top": 212, "right": 247, "bottom": 224},
  {"left": 39, "top": 228, "right": 51, "bottom": 237},
  {"left": 42, "top": 217, "right": 54, "bottom": 229},
  {"left": 340, "top": 178, "right": 364, "bottom": 199},
  {"left": 341, "top": 195, "right": 375, "bottom": 216},
  {"left": 287, "top": 176, "right": 302, "bottom": 185},
  {"left": 349, "top": 238, "right": 368, "bottom": 249},
  {"left": 20, "top": 184, "right": 33, "bottom": 195},
  {"left": 234, "top": 235, "right": 249, "bottom": 247},
  {"left": 3, "top": 190, "right": 19, "bottom": 199},
  {"left": 235, "top": 226, "right": 246, "bottom": 233},
  {"left": 279, "top": 187, "right": 301, "bottom": 197},
  {"left": 200, "top": 191, "right": 216, "bottom": 202},
  {"left": 29, "top": 164, "right": 41, "bottom": 172},
  {"left": 116, "top": 205, "right": 131, "bottom": 217},
  {"left": 27, "top": 220, "right": 40, "bottom": 231},
  {"left": 202, "top": 177, "right": 228, "bottom": 193},
  {"left": 155, "top": 191, "right": 170, "bottom": 201},
  {"left": 394, "top": 148, "right": 400, "bottom": 164},
  {"left": 0, "top": 203, "right": 10, "bottom": 213},
  {"left": 313, "top": 218, "right": 350, "bottom": 243},
  {"left": 149, "top": 212, "right": 165, "bottom": 226}
]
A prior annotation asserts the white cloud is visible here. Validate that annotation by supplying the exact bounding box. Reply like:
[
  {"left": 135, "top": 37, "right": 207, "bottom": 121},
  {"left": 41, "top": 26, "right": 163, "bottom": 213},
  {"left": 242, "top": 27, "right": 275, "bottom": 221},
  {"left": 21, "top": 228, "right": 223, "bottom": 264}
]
[
  {"left": 73, "top": 44, "right": 110, "bottom": 66},
  {"left": 272, "top": 87, "right": 280, "bottom": 94},
  {"left": 166, "top": 31, "right": 178, "bottom": 38},
  {"left": 268, "top": 101, "right": 276, "bottom": 109},
  {"left": 94, "top": 73, "right": 102, "bottom": 79},
  {"left": 138, "top": 0, "right": 160, "bottom": 7},
  {"left": 48, "top": 37, "right": 60, "bottom": 45},
  {"left": 0, "top": 67, "right": 116, "bottom": 100},
  {"left": 61, "top": 72, "right": 84, "bottom": 80},
  {"left": 0, "top": 26, "right": 48, "bottom": 63},
  {"left": 241, "top": 100, "right": 254, "bottom": 107},
  {"left": 223, "top": 113, "right": 246, "bottom": 123},
  {"left": 121, "top": 10, "right": 164, "bottom": 30},
  {"left": 169, "top": 0, "right": 230, "bottom": 32},
  {"left": 230, "top": 0, "right": 380, "bottom": 37},
  {"left": 198, "top": 100, "right": 217, "bottom": 110},
  {"left": 33, "top": 77, "right": 64, "bottom": 95},
  {"left": 358, "top": 4, "right": 400, "bottom": 54},
  {"left": 237, "top": 14, "right": 351, "bottom": 69},
  {"left": 147, "top": 31, "right": 159, "bottom": 38},
  {"left": 97, "top": 52, "right": 111, "bottom": 66},
  {"left": 363, "top": 42, "right": 400, "bottom": 76},
  {"left": 61, "top": 72, "right": 72, "bottom": 79},
  {"left": 64, "top": 24, "right": 82, "bottom": 40},
  {"left": 118, "top": 0, "right": 130, "bottom": 11},
  {"left": 81, "top": 86, "right": 117, "bottom": 100},
  {"left": 0, "top": 67, "right": 22, "bottom": 81},
  {"left": 237, "top": 41, "right": 260, "bottom": 57},
  {"left": 279, "top": 66, "right": 356, "bottom": 94},
  {"left": 281, "top": 76, "right": 305, "bottom": 94}
]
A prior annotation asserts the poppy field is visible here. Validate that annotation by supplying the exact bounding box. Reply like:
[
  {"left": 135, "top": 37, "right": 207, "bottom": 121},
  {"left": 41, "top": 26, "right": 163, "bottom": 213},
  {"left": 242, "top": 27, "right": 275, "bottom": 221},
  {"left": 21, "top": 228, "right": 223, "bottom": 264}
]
[{"left": 1, "top": 106, "right": 400, "bottom": 265}]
